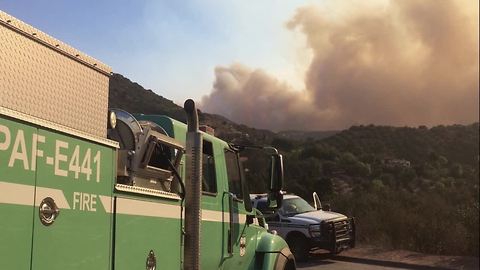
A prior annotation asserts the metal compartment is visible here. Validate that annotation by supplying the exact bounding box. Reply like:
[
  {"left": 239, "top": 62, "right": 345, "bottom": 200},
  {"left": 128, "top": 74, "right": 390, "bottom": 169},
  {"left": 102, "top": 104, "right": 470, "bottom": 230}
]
[{"left": 0, "top": 10, "right": 111, "bottom": 138}]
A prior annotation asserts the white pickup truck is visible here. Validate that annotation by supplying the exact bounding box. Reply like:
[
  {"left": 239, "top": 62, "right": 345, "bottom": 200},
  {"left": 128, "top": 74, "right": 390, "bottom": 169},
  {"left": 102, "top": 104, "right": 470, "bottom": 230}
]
[{"left": 251, "top": 193, "right": 355, "bottom": 261}]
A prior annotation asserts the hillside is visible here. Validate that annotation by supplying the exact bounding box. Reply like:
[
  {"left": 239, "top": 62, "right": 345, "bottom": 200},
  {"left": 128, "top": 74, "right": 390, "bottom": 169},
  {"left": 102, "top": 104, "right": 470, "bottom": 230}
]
[
  {"left": 277, "top": 124, "right": 479, "bottom": 257},
  {"left": 322, "top": 124, "right": 479, "bottom": 166},
  {"left": 108, "top": 73, "right": 479, "bottom": 257},
  {"left": 109, "top": 73, "right": 276, "bottom": 145},
  {"left": 108, "top": 73, "right": 185, "bottom": 121},
  {"left": 278, "top": 130, "right": 339, "bottom": 141}
]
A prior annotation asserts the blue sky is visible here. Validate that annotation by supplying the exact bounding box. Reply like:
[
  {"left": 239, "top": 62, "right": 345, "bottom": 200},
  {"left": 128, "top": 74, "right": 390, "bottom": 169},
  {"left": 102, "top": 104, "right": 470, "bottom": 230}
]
[{"left": 1, "top": 0, "right": 312, "bottom": 104}]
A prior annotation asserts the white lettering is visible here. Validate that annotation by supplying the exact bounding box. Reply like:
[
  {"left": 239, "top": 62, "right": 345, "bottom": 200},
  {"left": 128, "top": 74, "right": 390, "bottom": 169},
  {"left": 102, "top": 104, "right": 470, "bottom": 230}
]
[
  {"left": 94, "top": 151, "right": 101, "bottom": 182},
  {"left": 81, "top": 148, "right": 92, "bottom": 180},
  {"left": 69, "top": 145, "right": 80, "bottom": 179},
  {"left": 8, "top": 130, "right": 29, "bottom": 170},
  {"left": 0, "top": 124, "right": 11, "bottom": 151},
  {"left": 55, "top": 140, "right": 68, "bottom": 177},
  {"left": 2, "top": 127, "right": 104, "bottom": 182},
  {"left": 90, "top": 194, "right": 97, "bottom": 211},
  {"left": 33, "top": 134, "right": 45, "bottom": 172},
  {"left": 73, "top": 192, "right": 97, "bottom": 212},
  {"left": 82, "top": 192, "right": 90, "bottom": 211},
  {"left": 73, "top": 192, "right": 81, "bottom": 210},
  {"left": 36, "top": 135, "right": 45, "bottom": 158}
]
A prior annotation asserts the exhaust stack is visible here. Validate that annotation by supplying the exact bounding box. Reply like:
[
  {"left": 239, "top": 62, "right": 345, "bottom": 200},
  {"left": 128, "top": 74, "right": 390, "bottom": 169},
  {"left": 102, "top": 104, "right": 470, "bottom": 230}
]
[{"left": 183, "top": 99, "right": 203, "bottom": 270}]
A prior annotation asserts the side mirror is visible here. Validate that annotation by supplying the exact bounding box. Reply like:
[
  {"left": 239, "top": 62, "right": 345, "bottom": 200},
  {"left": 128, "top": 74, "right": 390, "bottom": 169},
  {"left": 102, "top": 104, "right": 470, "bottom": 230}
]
[
  {"left": 269, "top": 154, "right": 284, "bottom": 191},
  {"left": 267, "top": 154, "right": 284, "bottom": 208},
  {"left": 267, "top": 191, "right": 283, "bottom": 209},
  {"left": 238, "top": 155, "right": 252, "bottom": 212}
]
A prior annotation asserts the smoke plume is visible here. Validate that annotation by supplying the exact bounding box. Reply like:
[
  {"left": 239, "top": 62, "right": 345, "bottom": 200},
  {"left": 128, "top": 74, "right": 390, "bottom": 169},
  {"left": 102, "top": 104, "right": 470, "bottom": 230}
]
[{"left": 201, "top": 0, "right": 479, "bottom": 131}]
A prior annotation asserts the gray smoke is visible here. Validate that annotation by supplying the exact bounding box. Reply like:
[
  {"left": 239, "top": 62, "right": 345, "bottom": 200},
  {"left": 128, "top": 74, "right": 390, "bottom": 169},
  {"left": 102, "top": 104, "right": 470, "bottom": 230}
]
[{"left": 201, "top": 0, "right": 479, "bottom": 131}]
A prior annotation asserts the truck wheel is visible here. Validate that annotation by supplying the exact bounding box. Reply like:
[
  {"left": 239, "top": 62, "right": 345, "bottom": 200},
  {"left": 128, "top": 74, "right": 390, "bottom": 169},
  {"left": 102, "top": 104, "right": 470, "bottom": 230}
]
[
  {"left": 283, "top": 259, "right": 296, "bottom": 270},
  {"left": 287, "top": 234, "right": 309, "bottom": 262},
  {"left": 330, "top": 248, "right": 341, "bottom": 255}
]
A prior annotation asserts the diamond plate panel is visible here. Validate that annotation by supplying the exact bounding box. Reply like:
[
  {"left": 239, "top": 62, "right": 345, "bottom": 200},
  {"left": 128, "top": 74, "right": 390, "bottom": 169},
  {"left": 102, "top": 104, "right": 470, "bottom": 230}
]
[
  {"left": 0, "top": 10, "right": 111, "bottom": 138},
  {"left": 0, "top": 10, "right": 110, "bottom": 73}
]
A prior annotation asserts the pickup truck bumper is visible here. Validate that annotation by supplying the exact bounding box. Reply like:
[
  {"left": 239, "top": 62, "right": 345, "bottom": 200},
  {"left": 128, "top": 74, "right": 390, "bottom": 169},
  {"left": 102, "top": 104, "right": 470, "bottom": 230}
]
[{"left": 311, "top": 217, "right": 356, "bottom": 253}]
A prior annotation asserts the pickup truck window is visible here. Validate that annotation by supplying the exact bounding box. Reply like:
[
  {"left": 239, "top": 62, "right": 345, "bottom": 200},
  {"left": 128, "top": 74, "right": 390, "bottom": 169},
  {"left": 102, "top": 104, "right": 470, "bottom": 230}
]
[
  {"left": 279, "top": 197, "right": 315, "bottom": 216},
  {"left": 254, "top": 200, "right": 279, "bottom": 221},
  {"left": 225, "top": 150, "right": 242, "bottom": 199}
]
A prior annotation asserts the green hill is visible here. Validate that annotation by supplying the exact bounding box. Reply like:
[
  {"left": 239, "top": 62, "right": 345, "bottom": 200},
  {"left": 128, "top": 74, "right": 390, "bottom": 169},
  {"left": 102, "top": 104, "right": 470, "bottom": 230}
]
[
  {"left": 108, "top": 73, "right": 479, "bottom": 257},
  {"left": 109, "top": 73, "right": 276, "bottom": 145},
  {"left": 280, "top": 124, "right": 479, "bottom": 257}
]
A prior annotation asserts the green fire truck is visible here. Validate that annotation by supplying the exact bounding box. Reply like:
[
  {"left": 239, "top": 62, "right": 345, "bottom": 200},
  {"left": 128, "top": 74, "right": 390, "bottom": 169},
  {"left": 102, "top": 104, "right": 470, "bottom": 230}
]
[{"left": 0, "top": 10, "right": 295, "bottom": 270}]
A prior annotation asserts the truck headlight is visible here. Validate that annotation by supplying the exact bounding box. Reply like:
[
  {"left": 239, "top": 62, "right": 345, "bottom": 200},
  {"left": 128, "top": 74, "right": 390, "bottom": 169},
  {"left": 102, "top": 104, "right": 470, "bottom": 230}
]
[{"left": 309, "top": 224, "right": 321, "bottom": 238}]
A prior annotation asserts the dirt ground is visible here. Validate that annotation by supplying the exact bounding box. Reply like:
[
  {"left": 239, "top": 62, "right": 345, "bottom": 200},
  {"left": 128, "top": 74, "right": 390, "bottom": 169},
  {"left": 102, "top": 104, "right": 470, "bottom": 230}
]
[{"left": 308, "top": 245, "right": 480, "bottom": 270}]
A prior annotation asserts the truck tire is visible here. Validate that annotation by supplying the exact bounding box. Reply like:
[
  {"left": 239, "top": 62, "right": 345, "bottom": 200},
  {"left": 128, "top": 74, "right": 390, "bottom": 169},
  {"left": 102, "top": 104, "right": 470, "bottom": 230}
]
[
  {"left": 283, "top": 259, "right": 296, "bottom": 270},
  {"left": 273, "top": 248, "right": 296, "bottom": 270},
  {"left": 286, "top": 234, "right": 309, "bottom": 262},
  {"left": 330, "top": 247, "right": 341, "bottom": 255}
]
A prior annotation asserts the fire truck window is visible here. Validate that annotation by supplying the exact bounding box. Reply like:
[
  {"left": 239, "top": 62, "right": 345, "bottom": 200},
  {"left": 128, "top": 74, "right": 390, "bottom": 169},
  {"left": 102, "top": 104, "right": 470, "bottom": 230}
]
[
  {"left": 225, "top": 150, "right": 242, "bottom": 199},
  {"left": 202, "top": 141, "right": 217, "bottom": 194},
  {"left": 149, "top": 143, "right": 173, "bottom": 170}
]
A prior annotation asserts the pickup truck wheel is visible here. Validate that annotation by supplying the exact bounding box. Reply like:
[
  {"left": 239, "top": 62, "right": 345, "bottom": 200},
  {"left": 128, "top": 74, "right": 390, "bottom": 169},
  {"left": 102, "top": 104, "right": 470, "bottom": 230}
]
[
  {"left": 287, "top": 234, "right": 309, "bottom": 262},
  {"left": 330, "top": 247, "right": 342, "bottom": 255}
]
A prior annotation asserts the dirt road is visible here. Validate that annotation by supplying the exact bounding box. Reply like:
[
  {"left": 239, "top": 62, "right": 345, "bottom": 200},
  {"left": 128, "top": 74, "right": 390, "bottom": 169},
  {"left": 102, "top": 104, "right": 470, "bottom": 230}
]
[{"left": 296, "top": 247, "right": 479, "bottom": 270}]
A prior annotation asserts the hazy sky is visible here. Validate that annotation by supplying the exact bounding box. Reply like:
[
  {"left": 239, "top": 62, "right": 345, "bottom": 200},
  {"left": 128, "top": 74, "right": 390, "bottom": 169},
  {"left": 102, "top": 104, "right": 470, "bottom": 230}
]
[
  {"left": 1, "top": 0, "right": 312, "bottom": 103},
  {"left": 2, "top": 1, "right": 478, "bottom": 131}
]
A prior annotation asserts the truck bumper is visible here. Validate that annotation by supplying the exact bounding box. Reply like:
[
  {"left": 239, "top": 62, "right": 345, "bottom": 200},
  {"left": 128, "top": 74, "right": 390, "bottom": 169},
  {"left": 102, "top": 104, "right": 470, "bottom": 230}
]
[{"left": 312, "top": 217, "right": 356, "bottom": 253}]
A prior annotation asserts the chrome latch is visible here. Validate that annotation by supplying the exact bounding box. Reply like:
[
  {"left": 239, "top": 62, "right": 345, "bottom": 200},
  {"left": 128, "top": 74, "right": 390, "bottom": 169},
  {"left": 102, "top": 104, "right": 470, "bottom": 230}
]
[
  {"left": 146, "top": 250, "right": 156, "bottom": 270},
  {"left": 39, "top": 197, "right": 60, "bottom": 226}
]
